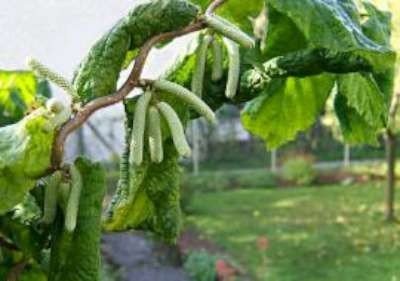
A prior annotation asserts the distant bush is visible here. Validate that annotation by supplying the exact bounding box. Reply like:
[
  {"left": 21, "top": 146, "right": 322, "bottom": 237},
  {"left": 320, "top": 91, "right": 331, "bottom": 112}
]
[
  {"left": 184, "top": 250, "right": 217, "bottom": 281},
  {"left": 181, "top": 169, "right": 277, "bottom": 212},
  {"left": 182, "top": 169, "right": 277, "bottom": 192},
  {"left": 281, "top": 154, "right": 316, "bottom": 185}
]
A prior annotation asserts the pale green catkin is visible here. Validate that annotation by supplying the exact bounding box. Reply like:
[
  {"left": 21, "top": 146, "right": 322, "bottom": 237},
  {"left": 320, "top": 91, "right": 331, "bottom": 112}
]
[
  {"left": 58, "top": 181, "right": 71, "bottom": 213},
  {"left": 65, "top": 164, "right": 82, "bottom": 233},
  {"left": 192, "top": 34, "right": 213, "bottom": 97},
  {"left": 147, "top": 106, "right": 164, "bottom": 163},
  {"left": 45, "top": 98, "right": 72, "bottom": 128},
  {"left": 157, "top": 102, "right": 191, "bottom": 157},
  {"left": 27, "top": 57, "right": 78, "bottom": 99},
  {"left": 204, "top": 14, "right": 255, "bottom": 49},
  {"left": 223, "top": 38, "right": 241, "bottom": 99},
  {"left": 152, "top": 80, "right": 216, "bottom": 123},
  {"left": 211, "top": 36, "right": 224, "bottom": 81},
  {"left": 42, "top": 171, "right": 62, "bottom": 224},
  {"left": 130, "top": 91, "right": 153, "bottom": 165}
]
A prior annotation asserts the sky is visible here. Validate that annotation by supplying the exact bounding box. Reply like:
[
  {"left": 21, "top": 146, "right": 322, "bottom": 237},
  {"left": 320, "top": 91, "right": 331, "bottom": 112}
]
[{"left": 0, "top": 0, "right": 194, "bottom": 160}]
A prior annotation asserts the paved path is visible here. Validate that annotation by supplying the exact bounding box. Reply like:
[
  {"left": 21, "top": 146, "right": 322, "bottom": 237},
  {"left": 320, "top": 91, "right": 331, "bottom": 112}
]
[{"left": 102, "top": 233, "right": 189, "bottom": 281}]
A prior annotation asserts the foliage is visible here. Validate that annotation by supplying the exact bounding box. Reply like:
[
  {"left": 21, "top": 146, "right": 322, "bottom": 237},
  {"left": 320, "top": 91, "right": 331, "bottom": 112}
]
[
  {"left": 241, "top": 0, "right": 396, "bottom": 148},
  {"left": 104, "top": 141, "right": 182, "bottom": 243},
  {"left": 0, "top": 0, "right": 396, "bottom": 278},
  {"left": 242, "top": 75, "right": 334, "bottom": 148},
  {"left": 100, "top": 262, "right": 119, "bottom": 281},
  {"left": 182, "top": 169, "right": 276, "bottom": 192},
  {"left": 49, "top": 157, "right": 106, "bottom": 281},
  {"left": 0, "top": 107, "right": 67, "bottom": 215},
  {"left": 186, "top": 183, "right": 400, "bottom": 280},
  {"left": 73, "top": 0, "right": 199, "bottom": 103},
  {"left": 183, "top": 250, "right": 217, "bottom": 281},
  {"left": 280, "top": 155, "right": 316, "bottom": 186},
  {"left": 0, "top": 71, "right": 50, "bottom": 126}
]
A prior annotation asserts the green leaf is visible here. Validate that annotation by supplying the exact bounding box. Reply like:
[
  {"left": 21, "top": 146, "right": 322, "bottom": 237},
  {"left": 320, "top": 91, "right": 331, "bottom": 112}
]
[
  {"left": 361, "top": 1, "right": 396, "bottom": 103},
  {"left": 104, "top": 141, "right": 182, "bottom": 243},
  {"left": 49, "top": 157, "right": 106, "bottom": 281},
  {"left": 241, "top": 74, "right": 335, "bottom": 148},
  {"left": 263, "top": 0, "right": 395, "bottom": 72},
  {"left": 332, "top": 72, "right": 387, "bottom": 145},
  {"left": 0, "top": 71, "right": 38, "bottom": 126},
  {"left": 73, "top": 0, "right": 199, "bottom": 104},
  {"left": 334, "top": 91, "right": 379, "bottom": 145},
  {"left": 0, "top": 214, "right": 46, "bottom": 261},
  {"left": 0, "top": 108, "right": 59, "bottom": 215},
  {"left": 338, "top": 73, "right": 387, "bottom": 128}
]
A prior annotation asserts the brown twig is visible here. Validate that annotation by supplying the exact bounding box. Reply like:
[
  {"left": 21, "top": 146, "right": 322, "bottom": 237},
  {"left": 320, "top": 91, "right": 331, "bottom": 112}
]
[
  {"left": 51, "top": 0, "right": 226, "bottom": 168},
  {"left": 6, "top": 261, "right": 27, "bottom": 281},
  {"left": 206, "top": 0, "right": 227, "bottom": 15},
  {"left": 0, "top": 237, "right": 19, "bottom": 251}
]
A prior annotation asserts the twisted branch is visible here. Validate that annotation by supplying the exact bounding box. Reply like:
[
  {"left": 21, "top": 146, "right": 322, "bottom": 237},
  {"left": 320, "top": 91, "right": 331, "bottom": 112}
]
[{"left": 51, "top": 0, "right": 226, "bottom": 168}]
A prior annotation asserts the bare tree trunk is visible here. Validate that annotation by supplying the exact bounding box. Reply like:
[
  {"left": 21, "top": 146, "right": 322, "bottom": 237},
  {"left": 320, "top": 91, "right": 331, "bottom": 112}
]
[
  {"left": 343, "top": 144, "right": 350, "bottom": 167},
  {"left": 270, "top": 149, "right": 277, "bottom": 172},
  {"left": 385, "top": 130, "right": 396, "bottom": 221},
  {"left": 191, "top": 121, "right": 200, "bottom": 175}
]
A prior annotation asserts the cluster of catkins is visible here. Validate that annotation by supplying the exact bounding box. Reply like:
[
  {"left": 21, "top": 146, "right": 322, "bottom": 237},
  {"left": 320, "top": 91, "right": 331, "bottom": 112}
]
[
  {"left": 42, "top": 161, "right": 82, "bottom": 233},
  {"left": 130, "top": 14, "right": 255, "bottom": 164},
  {"left": 129, "top": 80, "right": 216, "bottom": 165},
  {"left": 195, "top": 13, "right": 255, "bottom": 98}
]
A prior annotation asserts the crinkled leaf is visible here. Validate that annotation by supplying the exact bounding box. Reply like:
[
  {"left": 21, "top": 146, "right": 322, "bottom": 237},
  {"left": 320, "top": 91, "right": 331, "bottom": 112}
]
[
  {"left": 0, "top": 108, "right": 57, "bottom": 215},
  {"left": 104, "top": 141, "right": 182, "bottom": 243},
  {"left": 334, "top": 91, "right": 379, "bottom": 145},
  {"left": 0, "top": 214, "right": 46, "bottom": 261},
  {"left": 49, "top": 157, "right": 106, "bottom": 281},
  {"left": 12, "top": 193, "right": 42, "bottom": 225},
  {"left": 361, "top": 1, "right": 396, "bottom": 103},
  {"left": 73, "top": 0, "right": 199, "bottom": 103},
  {"left": 241, "top": 74, "right": 335, "bottom": 148},
  {"left": 263, "top": 0, "right": 395, "bottom": 72},
  {"left": 339, "top": 73, "right": 387, "bottom": 128}
]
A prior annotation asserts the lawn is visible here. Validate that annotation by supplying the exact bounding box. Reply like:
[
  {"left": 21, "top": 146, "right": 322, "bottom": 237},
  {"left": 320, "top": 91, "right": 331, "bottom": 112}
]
[{"left": 185, "top": 183, "right": 400, "bottom": 281}]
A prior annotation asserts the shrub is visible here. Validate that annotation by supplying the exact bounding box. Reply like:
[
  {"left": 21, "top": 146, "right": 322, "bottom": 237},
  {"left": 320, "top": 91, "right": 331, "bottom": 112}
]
[
  {"left": 182, "top": 169, "right": 277, "bottom": 192},
  {"left": 181, "top": 169, "right": 277, "bottom": 212},
  {"left": 184, "top": 250, "right": 217, "bottom": 281},
  {"left": 281, "top": 155, "right": 316, "bottom": 185}
]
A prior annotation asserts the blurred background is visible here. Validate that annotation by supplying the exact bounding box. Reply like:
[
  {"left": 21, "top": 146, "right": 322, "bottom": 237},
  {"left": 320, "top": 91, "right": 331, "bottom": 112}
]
[{"left": 1, "top": 0, "right": 400, "bottom": 281}]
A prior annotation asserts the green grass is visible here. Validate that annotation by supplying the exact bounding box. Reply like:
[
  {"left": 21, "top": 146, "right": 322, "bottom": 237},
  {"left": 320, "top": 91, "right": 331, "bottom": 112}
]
[{"left": 185, "top": 183, "right": 400, "bottom": 281}]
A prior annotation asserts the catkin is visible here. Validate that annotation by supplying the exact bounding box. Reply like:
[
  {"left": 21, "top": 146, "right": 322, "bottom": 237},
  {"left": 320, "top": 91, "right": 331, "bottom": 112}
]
[
  {"left": 42, "top": 171, "right": 62, "bottom": 224},
  {"left": 130, "top": 91, "right": 153, "bottom": 165},
  {"left": 191, "top": 34, "right": 213, "bottom": 97},
  {"left": 204, "top": 14, "right": 255, "bottom": 49},
  {"left": 58, "top": 181, "right": 71, "bottom": 213},
  {"left": 223, "top": 38, "right": 241, "bottom": 99},
  {"left": 46, "top": 98, "right": 71, "bottom": 128},
  {"left": 147, "top": 106, "right": 164, "bottom": 163},
  {"left": 65, "top": 164, "right": 82, "bottom": 233},
  {"left": 152, "top": 80, "right": 216, "bottom": 124},
  {"left": 211, "top": 36, "right": 224, "bottom": 81},
  {"left": 27, "top": 57, "right": 78, "bottom": 99},
  {"left": 157, "top": 102, "right": 191, "bottom": 157},
  {"left": 46, "top": 98, "right": 65, "bottom": 113}
]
